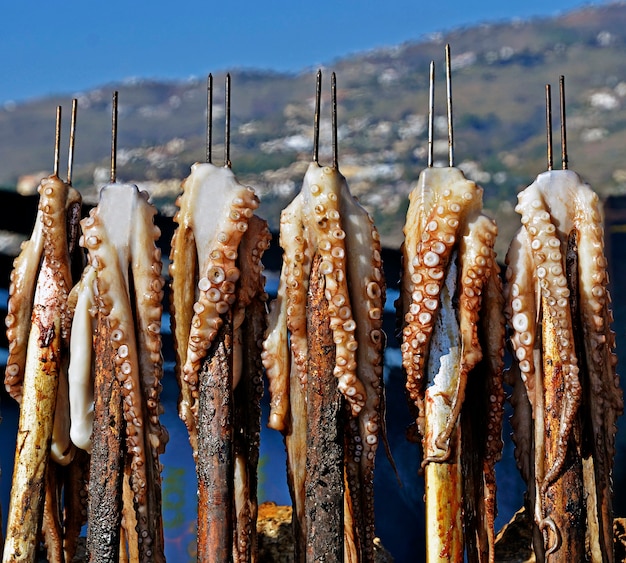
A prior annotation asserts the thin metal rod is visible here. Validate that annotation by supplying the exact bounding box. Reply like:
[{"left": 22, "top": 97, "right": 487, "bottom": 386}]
[
  {"left": 111, "top": 91, "right": 118, "bottom": 183},
  {"left": 67, "top": 98, "right": 78, "bottom": 184},
  {"left": 313, "top": 70, "right": 322, "bottom": 164},
  {"left": 207, "top": 74, "right": 213, "bottom": 164},
  {"left": 545, "top": 84, "right": 553, "bottom": 171},
  {"left": 560, "top": 75, "right": 568, "bottom": 170},
  {"left": 225, "top": 73, "right": 231, "bottom": 168},
  {"left": 427, "top": 61, "right": 435, "bottom": 168},
  {"left": 331, "top": 72, "right": 338, "bottom": 169},
  {"left": 445, "top": 44, "right": 454, "bottom": 167},
  {"left": 54, "top": 106, "right": 62, "bottom": 177}
]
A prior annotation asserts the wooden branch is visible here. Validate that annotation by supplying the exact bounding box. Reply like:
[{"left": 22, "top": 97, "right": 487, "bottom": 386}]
[
  {"left": 86, "top": 314, "right": 125, "bottom": 562},
  {"left": 305, "top": 254, "right": 344, "bottom": 561},
  {"left": 541, "top": 299, "right": 585, "bottom": 560},
  {"left": 3, "top": 307, "right": 61, "bottom": 562},
  {"left": 197, "top": 316, "right": 234, "bottom": 563}
]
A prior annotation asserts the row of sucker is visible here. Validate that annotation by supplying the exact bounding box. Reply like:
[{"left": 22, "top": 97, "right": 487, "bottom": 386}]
[
  {"left": 79, "top": 185, "right": 164, "bottom": 563},
  {"left": 281, "top": 196, "right": 313, "bottom": 387},
  {"left": 575, "top": 187, "right": 622, "bottom": 472},
  {"left": 130, "top": 191, "right": 169, "bottom": 462},
  {"left": 435, "top": 213, "right": 498, "bottom": 451},
  {"left": 4, "top": 176, "right": 71, "bottom": 402},
  {"left": 513, "top": 181, "right": 582, "bottom": 490},
  {"left": 174, "top": 165, "right": 260, "bottom": 434},
  {"left": 304, "top": 164, "right": 367, "bottom": 416},
  {"left": 339, "top": 178, "right": 386, "bottom": 561},
  {"left": 233, "top": 216, "right": 270, "bottom": 563},
  {"left": 401, "top": 169, "right": 483, "bottom": 435},
  {"left": 503, "top": 228, "right": 539, "bottom": 407}
]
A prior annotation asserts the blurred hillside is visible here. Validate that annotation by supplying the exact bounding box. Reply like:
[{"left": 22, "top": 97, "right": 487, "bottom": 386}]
[{"left": 3, "top": 3, "right": 626, "bottom": 257}]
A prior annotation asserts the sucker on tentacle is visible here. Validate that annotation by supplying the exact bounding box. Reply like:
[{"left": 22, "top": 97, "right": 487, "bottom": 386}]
[
  {"left": 70, "top": 180, "right": 169, "bottom": 563},
  {"left": 3, "top": 170, "right": 85, "bottom": 562},
  {"left": 263, "top": 157, "right": 387, "bottom": 562},
  {"left": 505, "top": 168, "right": 622, "bottom": 561},
  {"left": 169, "top": 153, "right": 269, "bottom": 561},
  {"left": 398, "top": 51, "right": 505, "bottom": 563},
  {"left": 3, "top": 101, "right": 87, "bottom": 563},
  {"left": 170, "top": 162, "right": 261, "bottom": 449},
  {"left": 399, "top": 165, "right": 505, "bottom": 562}
]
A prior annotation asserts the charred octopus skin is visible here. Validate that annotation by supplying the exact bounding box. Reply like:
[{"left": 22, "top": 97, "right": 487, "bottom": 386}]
[
  {"left": 68, "top": 182, "right": 169, "bottom": 563},
  {"left": 169, "top": 161, "right": 269, "bottom": 562},
  {"left": 398, "top": 165, "right": 505, "bottom": 563},
  {"left": 504, "top": 169, "right": 623, "bottom": 561},
  {"left": 262, "top": 161, "right": 386, "bottom": 562},
  {"left": 3, "top": 174, "right": 86, "bottom": 563}
]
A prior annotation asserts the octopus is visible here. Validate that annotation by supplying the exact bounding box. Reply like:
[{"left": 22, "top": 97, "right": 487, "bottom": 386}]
[
  {"left": 262, "top": 161, "right": 386, "bottom": 562},
  {"left": 504, "top": 168, "right": 623, "bottom": 561},
  {"left": 3, "top": 171, "right": 88, "bottom": 563},
  {"left": 68, "top": 181, "right": 169, "bottom": 562},
  {"left": 397, "top": 165, "right": 505, "bottom": 562},
  {"left": 169, "top": 161, "right": 270, "bottom": 562}
]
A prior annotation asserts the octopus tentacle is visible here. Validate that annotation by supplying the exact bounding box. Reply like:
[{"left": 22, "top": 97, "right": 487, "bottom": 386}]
[
  {"left": 169, "top": 205, "right": 199, "bottom": 443},
  {"left": 339, "top": 179, "right": 386, "bottom": 562},
  {"left": 3, "top": 174, "right": 84, "bottom": 563},
  {"left": 262, "top": 277, "right": 291, "bottom": 433},
  {"left": 400, "top": 167, "right": 483, "bottom": 437},
  {"left": 232, "top": 215, "right": 270, "bottom": 563},
  {"left": 435, "top": 213, "right": 497, "bottom": 451},
  {"left": 169, "top": 162, "right": 259, "bottom": 446},
  {"left": 399, "top": 164, "right": 505, "bottom": 561},
  {"left": 515, "top": 180, "right": 581, "bottom": 489},
  {"left": 4, "top": 208, "right": 45, "bottom": 400},
  {"left": 504, "top": 228, "right": 538, "bottom": 408},
  {"left": 263, "top": 161, "right": 386, "bottom": 561},
  {"left": 78, "top": 182, "right": 167, "bottom": 562},
  {"left": 283, "top": 199, "right": 312, "bottom": 386},
  {"left": 505, "top": 169, "right": 623, "bottom": 559}
]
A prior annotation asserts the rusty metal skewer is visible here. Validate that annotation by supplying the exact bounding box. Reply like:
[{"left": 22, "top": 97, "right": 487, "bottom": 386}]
[
  {"left": 331, "top": 72, "right": 338, "bottom": 169},
  {"left": 67, "top": 99, "right": 78, "bottom": 185},
  {"left": 111, "top": 91, "right": 118, "bottom": 183},
  {"left": 225, "top": 73, "right": 231, "bottom": 168},
  {"left": 546, "top": 84, "right": 553, "bottom": 171},
  {"left": 560, "top": 76, "right": 568, "bottom": 171},
  {"left": 54, "top": 106, "right": 62, "bottom": 177},
  {"left": 427, "top": 61, "right": 435, "bottom": 168},
  {"left": 207, "top": 74, "right": 213, "bottom": 164},
  {"left": 313, "top": 69, "right": 322, "bottom": 165},
  {"left": 445, "top": 44, "right": 454, "bottom": 167}
]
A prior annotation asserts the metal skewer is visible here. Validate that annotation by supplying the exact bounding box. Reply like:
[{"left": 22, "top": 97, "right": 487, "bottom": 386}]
[
  {"left": 331, "top": 72, "right": 338, "bottom": 169},
  {"left": 560, "top": 76, "right": 568, "bottom": 170},
  {"left": 225, "top": 73, "right": 231, "bottom": 168},
  {"left": 54, "top": 106, "right": 62, "bottom": 177},
  {"left": 111, "top": 91, "right": 118, "bottom": 183},
  {"left": 313, "top": 70, "right": 322, "bottom": 164},
  {"left": 67, "top": 99, "right": 78, "bottom": 185},
  {"left": 445, "top": 44, "right": 454, "bottom": 167},
  {"left": 427, "top": 61, "right": 435, "bottom": 168},
  {"left": 545, "top": 84, "right": 553, "bottom": 171},
  {"left": 207, "top": 74, "right": 213, "bottom": 164}
]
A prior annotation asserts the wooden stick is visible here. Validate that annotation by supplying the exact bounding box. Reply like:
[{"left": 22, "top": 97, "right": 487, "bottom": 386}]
[
  {"left": 422, "top": 257, "right": 464, "bottom": 563},
  {"left": 87, "top": 313, "right": 125, "bottom": 562},
  {"left": 3, "top": 265, "right": 62, "bottom": 562},
  {"left": 232, "top": 299, "right": 266, "bottom": 562},
  {"left": 540, "top": 297, "right": 585, "bottom": 559},
  {"left": 197, "top": 317, "right": 234, "bottom": 562},
  {"left": 305, "top": 254, "right": 344, "bottom": 561}
]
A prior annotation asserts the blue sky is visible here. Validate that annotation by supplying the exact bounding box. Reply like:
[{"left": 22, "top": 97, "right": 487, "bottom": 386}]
[{"left": 0, "top": 0, "right": 608, "bottom": 105}]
